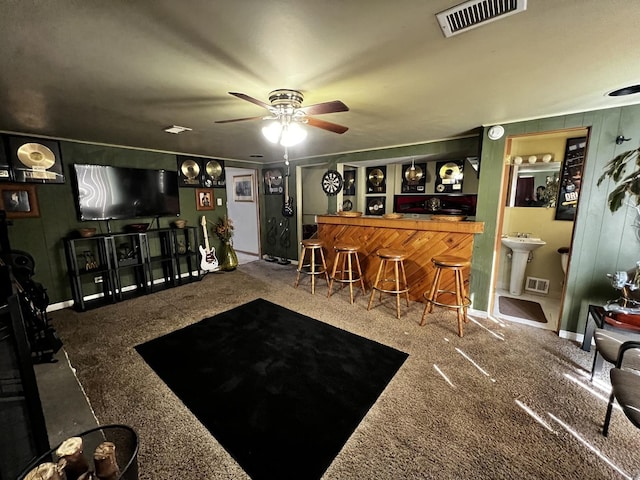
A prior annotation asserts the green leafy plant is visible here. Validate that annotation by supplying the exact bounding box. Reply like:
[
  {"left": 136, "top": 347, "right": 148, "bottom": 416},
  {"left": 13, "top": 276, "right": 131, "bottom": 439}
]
[{"left": 597, "top": 147, "right": 640, "bottom": 212}]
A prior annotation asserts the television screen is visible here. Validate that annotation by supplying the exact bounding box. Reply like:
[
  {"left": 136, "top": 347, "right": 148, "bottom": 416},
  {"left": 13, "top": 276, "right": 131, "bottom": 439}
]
[{"left": 73, "top": 164, "right": 180, "bottom": 221}]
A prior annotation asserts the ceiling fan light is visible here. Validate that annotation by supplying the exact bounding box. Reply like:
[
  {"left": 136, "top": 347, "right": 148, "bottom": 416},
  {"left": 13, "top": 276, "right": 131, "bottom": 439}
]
[
  {"left": 261, "top": 121, "right": 283, "bottom": 144},
  {"left": 280, "top": 122, "right": 307, "bottom": 147}
]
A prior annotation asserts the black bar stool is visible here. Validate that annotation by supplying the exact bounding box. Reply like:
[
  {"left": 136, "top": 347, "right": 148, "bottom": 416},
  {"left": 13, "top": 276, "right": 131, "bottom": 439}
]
[
  {"left": 421, "top": 255, "right": 471, "bottom": 337},
  {"left": 367, "top": 248, "right": 409, "bottom": 319},
  {"left": 327, "top": 243, "right": 366, "bottom": 304},
  {"left": 294, "top": 239, "right": 329, "bottom": 294}
]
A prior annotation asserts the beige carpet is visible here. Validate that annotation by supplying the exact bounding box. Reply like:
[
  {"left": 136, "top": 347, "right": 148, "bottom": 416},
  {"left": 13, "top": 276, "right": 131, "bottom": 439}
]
[{"left": 49, "top": 261, "right": 640, "bottom": 479}]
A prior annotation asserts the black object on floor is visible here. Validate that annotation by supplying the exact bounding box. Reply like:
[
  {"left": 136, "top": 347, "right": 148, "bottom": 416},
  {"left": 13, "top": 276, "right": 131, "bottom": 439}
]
[
  {"left": 498, "top": 296, "right": 548, "bottom": 323},
  {"left": 135, "top": 298, "right": 408, "bottom": 480}
]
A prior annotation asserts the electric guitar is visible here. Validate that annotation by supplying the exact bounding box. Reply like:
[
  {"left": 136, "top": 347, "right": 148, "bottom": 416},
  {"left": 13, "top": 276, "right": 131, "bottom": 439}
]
[
  {"left": 199, "top": 216, "right": 219, "bottom": 272},
  {"left": 282, "top": 165, "right": 294, "bottom": 217}
]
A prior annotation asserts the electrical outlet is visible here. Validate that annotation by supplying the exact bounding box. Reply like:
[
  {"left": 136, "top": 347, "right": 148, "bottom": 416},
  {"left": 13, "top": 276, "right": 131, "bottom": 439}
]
[{"left": 94, "top": 276, "right": 103, "bottom": 284}]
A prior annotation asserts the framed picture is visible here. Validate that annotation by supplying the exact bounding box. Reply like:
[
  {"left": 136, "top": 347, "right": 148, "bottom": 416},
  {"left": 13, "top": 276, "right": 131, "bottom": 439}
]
[
  {"left": 343, "top": 170, "right": 356, "bottom": 196},
  {"left": 0, "top": 184, "right": 40, "bottom": 218},
  {"left": 233, "top": 175, "right": 255, "bottom": 202},
  {"left": 195, "top": 188, "right": 215, "bottom": 211},
  {"left": 555, "top": 136, "right": 587, "bottom": 221}
]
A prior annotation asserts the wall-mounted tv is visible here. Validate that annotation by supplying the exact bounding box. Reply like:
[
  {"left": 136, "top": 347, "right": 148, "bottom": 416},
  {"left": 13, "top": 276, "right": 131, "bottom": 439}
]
[{"left": 73, "top": 164, "right": 180, "bottom": 221}]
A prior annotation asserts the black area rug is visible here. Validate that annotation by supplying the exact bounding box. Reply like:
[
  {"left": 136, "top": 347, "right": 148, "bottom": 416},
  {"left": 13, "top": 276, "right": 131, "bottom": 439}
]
[
  {"left": 135, "top": 298, "right": 408, "bottom": 480},
  {"left": 498, "top": 296, "right": 548, "bottom": 323}
]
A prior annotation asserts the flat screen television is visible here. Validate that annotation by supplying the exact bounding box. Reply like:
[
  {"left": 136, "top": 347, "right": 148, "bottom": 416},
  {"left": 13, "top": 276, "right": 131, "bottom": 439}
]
[{"left": 73, "top": 164, "right": 180, "bottom": 221}]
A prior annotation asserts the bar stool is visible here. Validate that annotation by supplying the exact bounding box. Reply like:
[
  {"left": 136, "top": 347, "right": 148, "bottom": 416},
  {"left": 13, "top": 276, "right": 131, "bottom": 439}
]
[
  {"left": 421, "top": 255, "right": 471, "bottom": 337},
  {"left": 367, "top": 248, "right": 409, "bottom": 319},
  {"left": 327, "top": 243, "right": 366, "bottom": 304},
  {"left": 294, "top": 239, "right": 329, "bottom": 294}
]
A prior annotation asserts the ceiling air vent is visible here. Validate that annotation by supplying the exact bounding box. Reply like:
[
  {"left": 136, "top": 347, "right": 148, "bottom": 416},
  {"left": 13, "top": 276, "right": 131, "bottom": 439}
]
[{"left": 436, "top": 0, "right": 527, "bottom": 38}]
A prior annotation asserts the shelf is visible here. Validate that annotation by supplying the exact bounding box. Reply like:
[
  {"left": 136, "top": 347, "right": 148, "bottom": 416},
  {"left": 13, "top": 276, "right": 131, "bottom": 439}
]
[{"left": 64, "top": 226, "right": 202, "bottom": 311}]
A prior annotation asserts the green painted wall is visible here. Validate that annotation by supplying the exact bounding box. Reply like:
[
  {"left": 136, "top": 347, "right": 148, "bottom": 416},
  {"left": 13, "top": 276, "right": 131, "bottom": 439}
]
[
  {"left": 474, "top": 105, "right": 640, "bottom": 334},
  {"left": 5, "top": 139, "right": 237, "bottom": 304},
  {"left": 9, "top": 103, "right": 640, "bottom": 336}
]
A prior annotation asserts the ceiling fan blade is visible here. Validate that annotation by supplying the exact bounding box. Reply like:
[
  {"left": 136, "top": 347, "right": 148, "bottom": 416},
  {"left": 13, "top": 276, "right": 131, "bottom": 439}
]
[
  {"left": 229, "top": 92, "right": 272, "bottom": 110},
  {"left": 214, "top": 115, "right": 264, "bottom": 124},
  {"left": 306, "top": 117, "right": 349, "bottom": 134},
  {"left": 300, "top": 100, "right": 349, "bottom": 116}
]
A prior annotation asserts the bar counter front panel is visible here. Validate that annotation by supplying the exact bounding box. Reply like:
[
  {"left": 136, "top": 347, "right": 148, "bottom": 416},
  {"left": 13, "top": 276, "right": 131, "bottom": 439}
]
[{"left": 316, "top": 215, "right": 484, "bottom": 302}]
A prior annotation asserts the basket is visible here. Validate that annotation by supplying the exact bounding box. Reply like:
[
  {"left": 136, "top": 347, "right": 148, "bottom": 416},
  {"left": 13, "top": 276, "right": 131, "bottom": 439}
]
[{"left": 18, "top": 424, "right": 138, "bottom": 480}]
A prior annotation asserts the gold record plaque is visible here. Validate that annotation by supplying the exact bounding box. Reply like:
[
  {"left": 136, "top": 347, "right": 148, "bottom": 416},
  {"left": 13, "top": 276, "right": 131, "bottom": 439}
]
[
  {"left": 434, "top": 160, "right": 464, "bottom": 193},
  {"left": 203, "top": 159, "right": 225, "bottom": 188},
  {"left": 8, "top": 136, "right": 64, "bottom": 184},
  {"left": 366, "top": 196, "right": 386, "bottom": 216},
  {"left": 401, "top": 162, "right": 427, "bottom": 193},
  {"left": 177, "top": 156, "right": 203, "bottom": 187},
  {"left": 366, "top": 166, "right": 386, "bottom": 193},
  {"left": 263, "top": 168, "right": 284, "bottom": 195}
]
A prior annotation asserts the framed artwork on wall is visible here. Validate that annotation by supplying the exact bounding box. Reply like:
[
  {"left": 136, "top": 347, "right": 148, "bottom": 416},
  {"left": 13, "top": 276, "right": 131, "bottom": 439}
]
[
  {"left": 0, "top": 184, "right": 40, "bottom": 218},
  {"left": 233, "top": 175, "right": 255, "bottom": 202},
  {"left": 7, "top": 135, "right": 65, "bottom": 184},
  {"left": 555, "top": 136, "right": 586, "bottom": 221},
  {"left": 195, "top": 188, "right": 215, "bottom": 211}
]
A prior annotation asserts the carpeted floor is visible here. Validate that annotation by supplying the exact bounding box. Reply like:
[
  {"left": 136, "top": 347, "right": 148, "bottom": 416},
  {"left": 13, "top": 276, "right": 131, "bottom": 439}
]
[
  {"left": 48, "top": 261, "right": 640, "bottom": 479},
  {"left": 135, "top": 298, "right": 407, "bottom": 479}
]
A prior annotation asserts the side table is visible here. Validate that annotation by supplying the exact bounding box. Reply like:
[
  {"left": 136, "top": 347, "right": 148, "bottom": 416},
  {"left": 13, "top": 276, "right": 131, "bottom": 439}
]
[{"left": 582, "top": 304, "right": 640, "bottom": 351}]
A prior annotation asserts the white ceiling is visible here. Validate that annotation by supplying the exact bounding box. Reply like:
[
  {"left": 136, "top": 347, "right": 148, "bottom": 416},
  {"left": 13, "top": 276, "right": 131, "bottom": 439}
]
[{"left": 1, "top": 0, "right": 639, "bottom": 164}]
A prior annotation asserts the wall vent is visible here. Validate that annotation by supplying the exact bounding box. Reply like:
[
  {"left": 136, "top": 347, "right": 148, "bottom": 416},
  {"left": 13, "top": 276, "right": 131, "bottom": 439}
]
[
  {"left": 525, "top": 276, "right": 549, "bottom": 294},
  {"left": 436, "top": 0, "right": 527, "bottom": 38}
]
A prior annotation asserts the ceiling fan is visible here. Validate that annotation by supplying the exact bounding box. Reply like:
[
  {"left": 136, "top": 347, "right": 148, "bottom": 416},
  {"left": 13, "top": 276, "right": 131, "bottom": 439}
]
[{"left": 215, "top": 89, "right": 350, "bottom": 137}]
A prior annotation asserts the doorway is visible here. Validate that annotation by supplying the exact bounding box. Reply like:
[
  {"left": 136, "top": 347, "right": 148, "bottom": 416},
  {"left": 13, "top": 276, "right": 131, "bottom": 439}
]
[
  {"left": 491, "top": 128, "right": 588, "bottom": 332},
  {"left": 225, "top": 166, "right": 261, "bottom": 264}
]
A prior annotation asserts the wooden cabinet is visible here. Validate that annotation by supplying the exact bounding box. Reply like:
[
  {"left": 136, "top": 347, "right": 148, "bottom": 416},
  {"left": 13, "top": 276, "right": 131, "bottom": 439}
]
[{"left": 64, "top": 227, "right": 201, "bottom": 311}]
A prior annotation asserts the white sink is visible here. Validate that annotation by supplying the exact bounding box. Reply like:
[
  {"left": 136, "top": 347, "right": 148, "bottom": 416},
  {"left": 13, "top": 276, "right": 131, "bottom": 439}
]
[
  {"left": 501, "top": 236, "right": 546, "bottom": 295},
  {"left": 501, "top": 236, "right": 546, "bottom": 252}
]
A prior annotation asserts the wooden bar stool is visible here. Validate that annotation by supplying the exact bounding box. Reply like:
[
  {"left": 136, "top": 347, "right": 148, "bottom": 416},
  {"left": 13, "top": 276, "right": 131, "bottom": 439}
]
[
  {"left": 367, "top": 248, "right": 409, "bottom": 319},
  {"left": 327, "top": 243, "right": 366, "bottom": 304},
  {"left": 294, "top": 239, "right": 329, "bottom": 294},
  {"left": 421, "top": 255, "right": 471, "bottom": 337}
]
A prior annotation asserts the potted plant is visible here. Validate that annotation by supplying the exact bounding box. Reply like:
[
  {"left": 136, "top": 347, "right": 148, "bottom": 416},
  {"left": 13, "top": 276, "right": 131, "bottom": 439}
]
[
  {"left": 215, "top": 216, "right": 238, "bottom": 271},
  {"left": 597, "top": 146, "right": 640, "bottom": 212}
]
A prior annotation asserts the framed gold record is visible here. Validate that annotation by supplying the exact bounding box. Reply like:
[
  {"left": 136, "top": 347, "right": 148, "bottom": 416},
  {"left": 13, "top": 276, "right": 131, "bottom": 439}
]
[
  {"left": 401, "top": 162, "right": 427, "bottom": 193},
  {"left": 366, "top": 166, "right": 386, "bottom": 193},
  {"left": 263, "top": 167, "right": 284, "bottom": 195},
  {"left": 434, "top": 160, "right": 464, "bottom": 193},
  {"left": 177, "top": 155, "right": 203, "bottom": 187},
  {"left": 203, "top": 159, "right": 226, "bottom": 188},
  {"left": 366, "top": 196, "right": 386, "bottom": 216},
  {"left": 8, "top": 136, "right": 64, "bottom": 184}
]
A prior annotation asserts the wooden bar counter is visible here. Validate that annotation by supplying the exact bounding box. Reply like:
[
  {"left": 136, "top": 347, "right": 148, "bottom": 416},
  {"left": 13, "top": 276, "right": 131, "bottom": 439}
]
[{"left": 316, "top": 214, "right": 484, "bottom": 302}]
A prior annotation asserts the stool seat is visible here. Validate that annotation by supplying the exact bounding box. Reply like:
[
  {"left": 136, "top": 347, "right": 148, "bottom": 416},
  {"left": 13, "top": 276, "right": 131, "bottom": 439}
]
[
  {"left": 301, "top": 238, "right": 324, "bottom": 247},
  {"left": 421, "top": 255, "right": 471, "bottom": 336},
  {"left": 328, "top": 243, "right": 366, "bottom": 304},
  {"left": 377, "top": 248, "right": 406, "bottom": 260},
  {"left": 334, "top": 243, "right": 359, "bottom": 252},
  {"left": 367, "top": 248, "right": 409, "bottom": 319},
  {"left": 432, "top": 255, "right": 470, "bottom": 268},
  {"left": 294, "top": 239, "right": 329, "bottom": 294}
]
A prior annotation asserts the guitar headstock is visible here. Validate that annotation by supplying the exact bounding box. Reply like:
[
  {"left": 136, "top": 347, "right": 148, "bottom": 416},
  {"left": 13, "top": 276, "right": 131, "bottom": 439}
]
[{"left": 200, "top": 215, "right": 207, "bottom": 226}]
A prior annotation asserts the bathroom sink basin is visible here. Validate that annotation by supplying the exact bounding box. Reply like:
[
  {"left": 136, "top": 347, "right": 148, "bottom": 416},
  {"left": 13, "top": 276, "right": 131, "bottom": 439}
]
[
  {"left": 501, "top": 236, "right": 546, "bottom": 252},
  {"left": 501, "top": 237, "right": 546, "bottom": 295}
]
